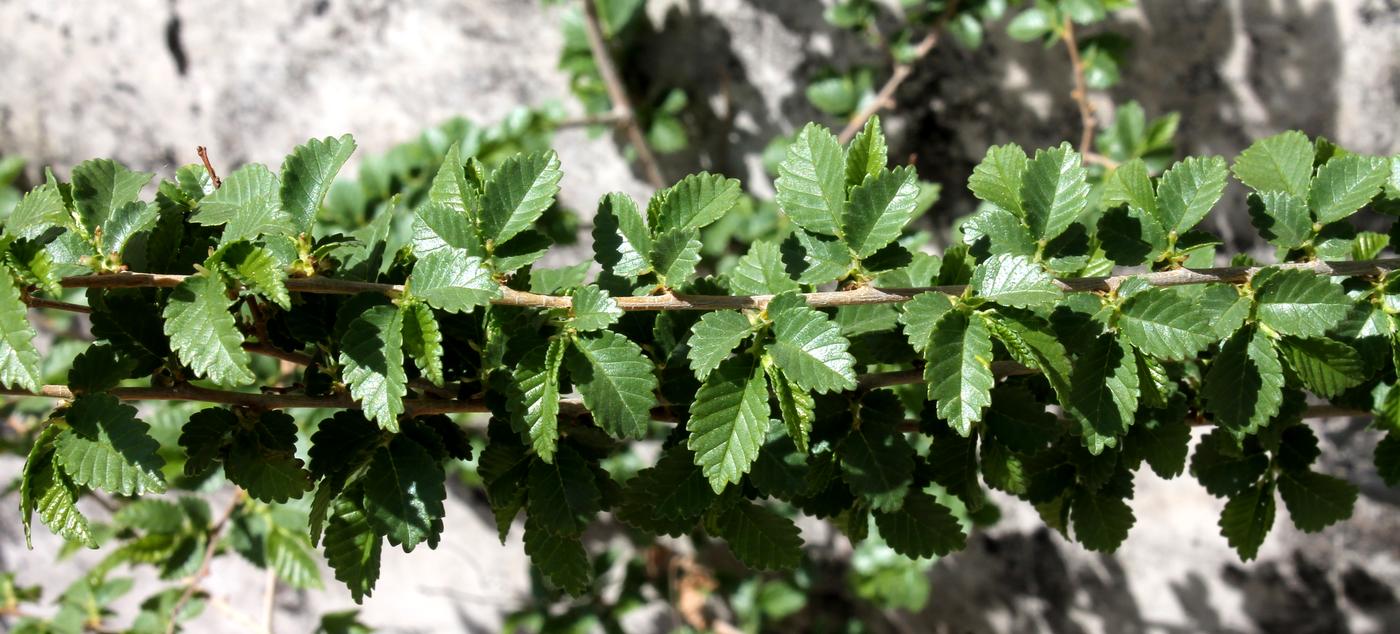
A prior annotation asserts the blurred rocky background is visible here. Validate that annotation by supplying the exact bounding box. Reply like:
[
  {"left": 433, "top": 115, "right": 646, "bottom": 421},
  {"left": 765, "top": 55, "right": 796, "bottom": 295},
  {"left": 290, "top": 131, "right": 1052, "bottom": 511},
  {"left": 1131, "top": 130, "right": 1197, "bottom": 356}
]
[{"left": 1, "top": 0, "right": 1399, "bottom": 632}]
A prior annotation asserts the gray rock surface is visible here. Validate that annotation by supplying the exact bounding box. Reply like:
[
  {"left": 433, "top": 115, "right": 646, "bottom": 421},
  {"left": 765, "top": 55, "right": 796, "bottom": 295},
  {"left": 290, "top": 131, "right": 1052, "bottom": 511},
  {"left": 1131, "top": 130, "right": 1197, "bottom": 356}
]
[{"left": 2, "top": 0, "right": 1399, "bottom": 632}]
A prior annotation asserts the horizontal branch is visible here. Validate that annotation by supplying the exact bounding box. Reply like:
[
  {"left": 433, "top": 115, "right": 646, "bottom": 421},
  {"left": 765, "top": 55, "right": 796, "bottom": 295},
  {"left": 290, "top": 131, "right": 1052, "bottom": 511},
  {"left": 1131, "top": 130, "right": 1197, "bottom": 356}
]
[{"left": 46, "top": 257, "right": 1400, "bottom": 313}]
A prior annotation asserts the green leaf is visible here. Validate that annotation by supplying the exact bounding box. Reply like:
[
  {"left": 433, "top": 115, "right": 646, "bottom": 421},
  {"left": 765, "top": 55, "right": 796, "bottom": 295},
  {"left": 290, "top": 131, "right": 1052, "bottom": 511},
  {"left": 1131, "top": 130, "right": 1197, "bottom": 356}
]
[
  {"left": 281, "top": 134, "right": 356, "bottom": 234},
  {"left": 652, "top": 172, "right": 742, "bottom": 232},
  {"left": 527, "top": 446, "right": 601, "bottom": 536},
  {"left": 362, "top": 436, "right": 447, "bottom": 552},
  {"left": 968, "top": 143, "right": 1028, "bottom": 217},
  {"left": 649, "top": 227, "right": 703, "bottom": 287},
  {"left": 339, "top": 305, "right": 407, "bottom": 432},
  {"left": 1154, "top": 156, "right": 1229, "bottom": 234},
  {"left": 162, "top": 273, "right": 255, "bottom": 387},
  {"left": 323, "top": 495, "right": 382, "bottom": 604},
  {"left": 837, "top": 420, "right": 915, "bottom": 512},
  {"left": 480, "top": 151, "right": 563, "bottom": 245},
  {"left": 522, "top": 516, "right": 591, "bottom": 595},
  {"left": 1116, "top": 287, "right": 1215, "bottom": 360},
  {"left": 983, "top": 384, "right": 1061, "bottom": 454},
  {"left": 775, "top": 123, "right": 847, "bottom": 237},
  {"left": 970, "top": 254, "right": 1062, "bottom": 308},
  {"left": 178, "top": 408, "right": 235, "bottom": 477},
  {"left": 845, "top": 116, "right": 888, "bottom": 188},
  {"left": 1071, "top": 490, "right": 1135, "bottom": 552},
  {"left": 711, "top": 499, "right": 802, "bottom": 571},
  {"left": 1309, "top": 154, "right": 1388, "bottom": 224},
  {"left": 872, "top": 490, "right": 965, "bottom": 559},
  {"left": 400, "top": 303, "right": 444, "bottom": 388},
  {"left": 1203, "top": 328, "right": 1284, "bottom": 435},
  {"left": 766, "top": 293, "right": 857, "bottom": 394},
  {"left": 618, "top": 445, "right": 715, "bottom": 529},
  {"left": 687, "top": 354, "right": 769, "bottom": 492},
  {"left": 214, "top": 242, "right": 290, "bottom": 309},
  {"left": 55, "top": 394, "right": 166, "bottom": 495},
  {"left": 1126, "top": 413, "right": 1191, "bottom": 479},
  {"left": 514, "top": 337, "right": 565, "bottom": 462},
  {"left": 114, "top": 499, "right": 185, "bottom": 534},
  {"left": 1067, "top": 335, "right": 1139, "bottom": 455},
  {"left": 5, "top": 183, "right": 68, "bottom": 239},
  {"left": 1232, "top": 131, "right": 1314, "bottom": 197},
  {"left": 194, "top": 164, "right": 284, "bottom": 238},
  {"left": 925, "top": 310, "right": 995, "bottom": 436},
  {"left": 569, "top": 285, "right": 621, "bottom": 332},
  {"left": 70, "top": 158, "right": 154, "bottom": 234},
  {"left": 591, "top": 192, "right": 651, "bottom": 277},
  {"left": 1277, "top": 469, "right": 1356, "bottom": 532},
  {"left": 729, "top": 241, "right": 801, "bottom": 296},
  {"left": 1191, "top": 429, "right": 1269, "bottom": 498},
  {"left": 21, "top": 424, "right": 63, "bottom": 547},
  {"left": 1219, "top": 479, "right": 1275, "bottom": 561},
  {"left": 268, "top": 523, "right": 322, "bottom": 590},
  {"left": 426, "top": 142, "right": 477, "bottom": 221},
  {"left": 412, "top": 201, "right": 481, "bottom": 259},
  {"left": 223, "top": 411, "right": 313, "bottom": 504},
  {"left": 1277, "top": 336, "right": 1365, "bottom": 398},
  {"left": 1248, "top": 191, "right": 1313, "bottom": 250},
  {"left": 687, "top": 311, "right": 757, "bottom": 379},
  {"left": 100, "top": 201, "right": 157, "bottom": 256},
  {"left": 567, "top": 330, "right": 658, "bottom": 439},
  {"left": 1253, "top": 269, "right": 1350, "bottom": 338},
  {"left": 1374, "top": 433, "right": 1400, "bottom": 486},
  {"left": 767, "top": 365, "right": 814, "bottom": 454},
  {"left": 842, "top": 166, "right": 920, "bottom": 258},
  {"left": 0, "top": 275, "right": 41, "bottom": 391},
  {"left": 1021, "top": 143, "right": 1090, "bottom": 242},
  {"left": 407, "top": 248, "right": 500, "bottom": 314},
  {"left": 898, "top": 291, "right": 954, "bottom": 355},
  {"left": 27, "top": 454, "right": 95, "bottom": 547},
  {"left": 1106, "top": 158, "right": 1159, "bottom": 225}
]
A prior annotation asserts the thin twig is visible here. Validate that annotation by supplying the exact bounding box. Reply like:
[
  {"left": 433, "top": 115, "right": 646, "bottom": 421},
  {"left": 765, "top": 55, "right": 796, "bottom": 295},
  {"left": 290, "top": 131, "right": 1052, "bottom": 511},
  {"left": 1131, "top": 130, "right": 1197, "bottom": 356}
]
[
  {"left": 45, "top": 257, "right": 1400, "bottom": 313},
  {"left": 837, "top": 0, "right": 960, "bottom": 144},
  {"left": 552, "top": 111, "right": 629, "bottom": 129},
  {"left": 261, "top": 567, "right": 276, "bottom": 634},
  {"left": 167, "top": 490, "right": 245, "bottom": 634},
  {"left": 23, "top": 296, "right": 91, "bottom": 313},
  {"left": 579, "top": 0, "right": 666, "bottom": 189},
  {"left": 196, "top": 146, "right": 222, "bottom": 190},
  {"left": 1061, "top": 17, "right": 1097, "bottom": 154}
]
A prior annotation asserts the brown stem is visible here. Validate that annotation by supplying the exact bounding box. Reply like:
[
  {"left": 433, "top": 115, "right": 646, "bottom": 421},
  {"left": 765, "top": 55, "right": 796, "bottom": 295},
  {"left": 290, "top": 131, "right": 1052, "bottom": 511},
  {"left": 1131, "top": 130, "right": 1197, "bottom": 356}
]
[
  {"left": 579, "top": 0, "right": 667, "bottom": 189},
  {"left": 552, "top": 111, "right": 629, "bottom": 129},
  {"left": 166, "top": 490, "right": 244, "bottom": 634},
  {"left": 1061, "top": 17, "right": 1097, "bottom": 154},
  {"left": 837, "top": 0, "right": 960, "bottom": 144},
  {"left": 47, "top": 257, "right": 1400, "bottom": 313},
  {"left": 196, "top": 146, "right": 222, "bottom": 190}
]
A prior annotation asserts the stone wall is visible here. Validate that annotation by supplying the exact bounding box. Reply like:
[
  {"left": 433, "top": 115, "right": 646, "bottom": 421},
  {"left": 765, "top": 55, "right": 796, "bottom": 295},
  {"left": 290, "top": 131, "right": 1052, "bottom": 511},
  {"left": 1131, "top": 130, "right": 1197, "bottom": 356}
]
[{"left": 2, "top": 1, "right": 1399, "bottom": 632}]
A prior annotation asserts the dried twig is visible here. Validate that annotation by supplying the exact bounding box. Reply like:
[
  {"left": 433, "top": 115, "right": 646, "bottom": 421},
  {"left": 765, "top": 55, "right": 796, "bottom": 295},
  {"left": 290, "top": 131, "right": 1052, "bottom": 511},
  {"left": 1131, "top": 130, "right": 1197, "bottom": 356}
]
[
  {"left": 579, "top": 0, "right": 666, "bottom": 189},
  {"left": 166, "top": 490, "right": 245, "bottom": 634},
  {"left": 1060, "top": 17, "right": 1097, "bottom": 154},
  {"left": 196, "top": 146, "right": 222, "bottom": 190},
  {"left": 837, "top": 0, "right": 960, "bottom": 144}
]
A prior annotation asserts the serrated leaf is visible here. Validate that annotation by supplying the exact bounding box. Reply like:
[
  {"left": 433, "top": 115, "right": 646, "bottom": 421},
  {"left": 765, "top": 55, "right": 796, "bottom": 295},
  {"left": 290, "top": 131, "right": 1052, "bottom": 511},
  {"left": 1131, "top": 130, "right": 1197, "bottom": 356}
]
[
  {"left": 324, "top": 495, "right": 382, "bottom": 604},
  {"left": 567, "top": 330, "right": 658, "bottom": 439},
  {"left": 963, "top": 205, "right": 1037, "bottom": 256},
  {"left": 1191, "top": 429, "right": 1269, "bottom": 498},
  {"left": 1253, "top": 269, "right": 1350, "bottom": 338},
  {"left": 872, "top": 490, "right": 965, "bottom": 559},
  {"left": 407, "top": 248, "right": 500, "bottom": 314},
  {"left": 527, "top": 446, "right": 601, "bottom": 536},
  {"left": 968, "top": 143, "right": 1028, "bottom": 217},
  {"left": 1277, "top": 336, "right": 1365, "bottom": 398},
  {"left": 970, "top": 253, "right": 1062, "bottom": 308},
  {"left": 1309, "top": 154, "right": 1388, "bottom": 224},
  {"left": 789, "top": 229, "right": 852, "bottom": 285},
  {"left": 1203, "top": 327, "right": 1284, "bottom": 435},
  {"left": 55, "top": 394, "right": 166, "bottom": 495},
  {"left": 100, "top": 201, "right": 157, "bottom": 256},
  {"left": 1374, "top": 433, "right": 1400, "bottom": 486},
  {"left": 1067, "top": 335, "right": 1139, "bottom": 455},
  {"left": 898, "top": 291, "right": 954, "bottom": 355},
  {"left": 514, "top": 337, "right": 565, "bottom": 462},
  {"left": 837, "top": 420, "right": 914, "bottom": 512},
  {"left": 775, "top": 123, "right": 846, "bottom": 236},
  {"left": 766, "top": 293, "right": 856, "bottom": 393},
  {"left": 400, "top": 303, "right": 444, "bottom": 387},
  {"left": 842, "top": 166, "right": 920, "bottom": 258},
  {"left": 1071, "top": 490, "right": 1135, "bottom": 552},
  {"left": 687, "top": 311, "right": 756, "bottom": 379},
  {"left": 267, "top": 524, "right": 322, "bottom": 590},
  {"left": 591, "top": 192, "right": 651, "bottom": 277},
  {"left": 28, "top": 454, "right": 95, "bottom": 547},
  {"left": 281, "top": 134, "right": 356, "bottom": 234},
  {"left": 480, "top": 151, "right": 563, "bottom": 245},
  {"left": 767, "top": 365, "right": 814, "bottom": 454},
  {"left": 339, "top": 305, "right": 407, "bottom": 432},
  {"left": 687, "top": 354, "right": 769, "bottom": 492},
  {"left": 845, "top": 116, "right": 888, "bottom": 188},
  {"left": 178, "top": 408, "right": 235, "bottom": 477},
  {"left": 114, "top": 499, "right": 185, "bottom": 534},
  {"left": 362, "top": 436, "right": 446, "bottom": 552},
  {"left": 729, "top": 240, "right": 801, "bottom": 296},
  {"left": 1128, "top": 413, "right": 1191, "bottom": 479},
  {"left": 5, "top": 183, "right": 68, "bottom": 239},
  {"left": 70, "top": 158, "right": 154, "bottom": 234},
  {"left": 1155, "top": 156, "right": 1228, "bottom": 234},
  {"left": 619, "top": 445, "right": 715, "bottom": 527},
  {"left": 652, "top": 172, "right": 742, "bottom": 232},
  {"left": 194, "top": 164, "right": 287, "bottom": 238},
  {"left": 1106, "top": 158, "right": 1159, "bottom": 224},
  {"left": 984, "top": 384, "right": 1061, "bottom": 454},
  {"left": 1219, "top": 479, "right": 1275, "bottom": 561},
  {"left": 1277, "top": 469, "right": 1356, "bottom": 532},
  {"left": 1116, "top": 287, "right": 1215, "bottom": 360},
  {"left": 522, "top": 515, "right": 591, "bottom": 595},
  {"left": 1248, "top": 191, "right": 1313, "bottom": 250},
  {"left": 0, "top": 275, "right": 41, "bottom": 391},
  {"left": 1021, "top": 143, "right": 1089, "bottom": 242},
  {"left": 925, "top": 310, "right": 995, "bottom": 436},
  {"left": 412, "top": 201, "right": 482, "bottom": 259},
  {"left": 214, "top": 242, "right": 290, "bottom": 309},
  {"left": 20, "top": 424, "right": 63, "bottom": 547},
  {"left": 223, "top": 412, "right": 312, "bottom": 503},
  {"left": 162, "top": 273, "right": 255, "bottom": 387},
  {"left": 1232, "top": 131, "right": 1314, "bottom": 197},
  {"left": 569, "top": 285, "right": 621, "bottom": 332},
  {"left": 649, "top": 227, "right": 703, "bottom": 287},
  {"left": 711, "top": 499, "right": 802, "bottom": 571}
]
